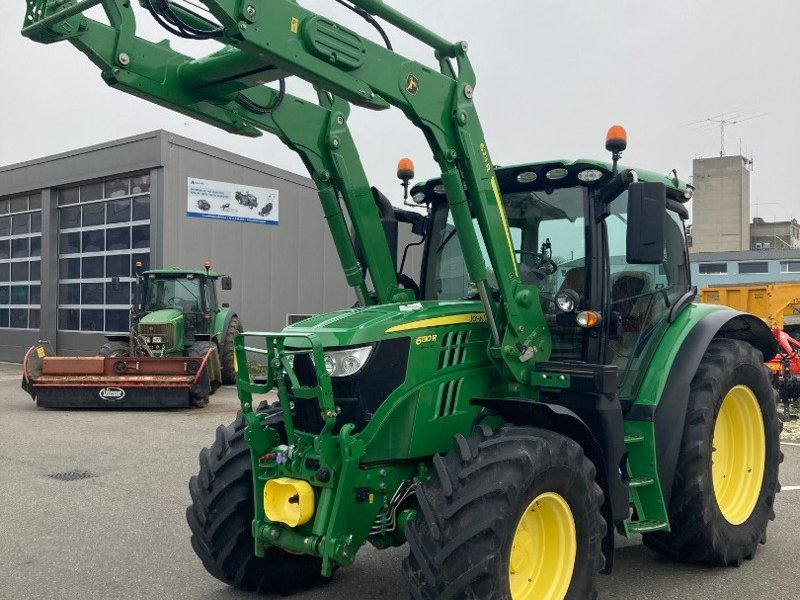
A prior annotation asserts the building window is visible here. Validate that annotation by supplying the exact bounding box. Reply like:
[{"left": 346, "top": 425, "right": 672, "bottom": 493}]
[
  {"left": 58, "top": 172, "right": 151, "bottom": 333},
  {"left": 738, "top": 262, "right": 769, "bottom": 275},
  {"left": 698, "top": 263, "right": 727, "bottom": 275},
  {"left": 781, "top": 261, "right": 800, "bottom": 273},
  {"left": 0, "top": 192, "right": 42, "bottom": 329}
]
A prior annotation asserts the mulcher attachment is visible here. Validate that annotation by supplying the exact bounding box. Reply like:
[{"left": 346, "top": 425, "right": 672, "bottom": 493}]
[{"left": 22, "top": 343, "right": 217, "bottom": 408}]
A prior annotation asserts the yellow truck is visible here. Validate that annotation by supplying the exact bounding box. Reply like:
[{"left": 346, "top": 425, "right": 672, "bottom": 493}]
[{"left": 701, "top": 282, "right": 800, "bottom": 334}]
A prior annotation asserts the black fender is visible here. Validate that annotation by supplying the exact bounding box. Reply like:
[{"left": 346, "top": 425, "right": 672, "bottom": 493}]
[
  {"left": 472, "top": 395, "right": 627, "bottom": 575},
  {"left": 626, "top": 309, "right": 778, "bottom": 511}
]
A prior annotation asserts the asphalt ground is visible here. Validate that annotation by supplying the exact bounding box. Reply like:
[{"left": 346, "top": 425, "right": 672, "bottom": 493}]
[{"left": 2, "top": 361, "right": 799, "bottom": 600}]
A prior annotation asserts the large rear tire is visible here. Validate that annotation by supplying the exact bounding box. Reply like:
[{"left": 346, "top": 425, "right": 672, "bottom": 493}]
[
  {"left": 219, "top": 315, "right": 242, "bottom": 385},
  {"left": 402, "top": 425, "right": 605, "bottom": 600},
  {"left": 187, "top": 410, "right": 328, "bottom": 594},
  {"left": 643, "top": 338, "right": 782, "bottom": 566}
]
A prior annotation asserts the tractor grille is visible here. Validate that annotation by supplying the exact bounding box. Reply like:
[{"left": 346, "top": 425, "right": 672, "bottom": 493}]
[
  {"left": 139, "top": 323, "right": 175, "bottom": 348},
  {"left": 287, "top": 338, "right": 410, "bottom": 434},
  {"left": 434, "top": 331, "right": 470, "bottom": 418}
]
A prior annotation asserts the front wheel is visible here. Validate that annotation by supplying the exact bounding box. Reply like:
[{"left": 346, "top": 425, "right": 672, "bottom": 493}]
[
  {"left": 187, "top": 410, "right": 328, "bottom": 594},
  {"left": 643, "top": 338, "right": 782, "bottom": 566},
  {"left": 98, "top": 341, "right": 130, "bottom": 357},
  {"left": 187, "top": 341, "right": 222, "bottom": 404},
  {"left": 402, "top": 425, "right": 605, "bottom": 600}
]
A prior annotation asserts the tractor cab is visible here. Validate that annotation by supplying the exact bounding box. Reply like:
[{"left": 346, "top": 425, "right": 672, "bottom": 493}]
[
  {"left": 135, "top": 266, "right": 233, "bottom": 354},
  {"left": 411, "top": 154, "right": 693, "bottom": 404}
]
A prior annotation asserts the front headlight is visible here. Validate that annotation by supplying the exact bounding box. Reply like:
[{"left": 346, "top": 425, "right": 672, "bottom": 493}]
[
  {"left": 555, "top": 289, "right": 579, "bottom": 313},
  {"left": 312, "top": 345, "right": 374, "bottom": 378}
]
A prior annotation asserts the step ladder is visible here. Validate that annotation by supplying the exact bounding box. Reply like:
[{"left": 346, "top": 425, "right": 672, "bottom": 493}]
[{"left": 619, "top": 425, "right": 670, "bottom": 536}]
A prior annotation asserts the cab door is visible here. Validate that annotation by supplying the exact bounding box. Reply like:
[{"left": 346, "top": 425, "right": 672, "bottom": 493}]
[{"left": 603, "top": 192, "right": 691, "bottom": 404}]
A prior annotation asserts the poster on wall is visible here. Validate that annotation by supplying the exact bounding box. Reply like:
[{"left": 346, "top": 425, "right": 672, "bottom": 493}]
[{"left": 187, "top": 177, "right": 279, "bottom": 225}]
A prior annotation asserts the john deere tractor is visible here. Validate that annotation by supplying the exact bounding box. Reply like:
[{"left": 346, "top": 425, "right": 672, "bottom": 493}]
[
  {"left": 100, "top": 264, "right": 242, "bottom": 386},
  {"left": 23, "top": 2, "right": 781, "bottom": 599}
]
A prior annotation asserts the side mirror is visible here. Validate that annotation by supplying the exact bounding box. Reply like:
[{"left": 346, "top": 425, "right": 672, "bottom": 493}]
[
  {"left": 221, "top": 276, "right": 233, "bottom": 290},
  {"left": 110, "top": 276, "right": 121, "bottom": 292},
  {"left": 626, "top": 182, "right": 666, "bottom": 264}
]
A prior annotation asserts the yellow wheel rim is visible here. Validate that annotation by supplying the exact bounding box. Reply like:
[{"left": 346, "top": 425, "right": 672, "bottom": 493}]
[
  {"left": 712, "top": 384, "right": 766, "bottom": 525},
  {"left": 508, "top": 492, "right": 576, "bottom": 600}
]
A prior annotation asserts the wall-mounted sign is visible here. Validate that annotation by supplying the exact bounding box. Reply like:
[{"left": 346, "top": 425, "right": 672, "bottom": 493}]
[{"left": 187, "top": 177, "right": 279, "bottom": 225}]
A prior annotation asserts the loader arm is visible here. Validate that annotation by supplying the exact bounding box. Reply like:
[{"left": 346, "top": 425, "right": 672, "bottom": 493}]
[
  {"left": 23, "top": 0, "right": 413, "bottom": 306},
  {"left": 22, "top": 0, "right": 552, "bottom": 382}
]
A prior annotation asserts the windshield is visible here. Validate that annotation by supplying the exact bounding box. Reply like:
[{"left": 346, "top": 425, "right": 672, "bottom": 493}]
[
  {"left": 143, "top": 276, "right": 203, "bottom": 313},
  {"left": 424, "top": 187, "right": 586, "bottom": 305}
]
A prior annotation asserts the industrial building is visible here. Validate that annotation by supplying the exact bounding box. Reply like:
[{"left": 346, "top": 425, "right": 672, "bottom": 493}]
[
  {"left": 0, "top": 131, "right": 419, "bottom": 362},
  {"left": 751, "top": 218, "right": 800, "bottom": 250},
  {"left": 691, "top": 249, "right": 800, "bottom": 289},
  {"left": 690, "top": 155, "right": 751, "bottom": 253}
]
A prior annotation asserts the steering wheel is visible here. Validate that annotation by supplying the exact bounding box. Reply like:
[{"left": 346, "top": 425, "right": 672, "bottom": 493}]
[
  {"left": 167, "top": 297, "right": 191, "bottom": 311},
  {"left": 515, "top": 250, "right": 557, "bottom": 281}
]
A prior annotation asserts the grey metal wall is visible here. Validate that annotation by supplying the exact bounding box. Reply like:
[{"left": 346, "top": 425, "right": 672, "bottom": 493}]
[
  {"left": 158, "top": 132, "right": 356, "bottom": 332},
  {"left": 0, "top": 130, "right": 424, "bottom": 361}
]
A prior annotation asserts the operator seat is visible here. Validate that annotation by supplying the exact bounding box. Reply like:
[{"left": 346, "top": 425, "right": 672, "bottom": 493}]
[
  {"left": 558, "top": 266, "right": 586, "bottom": 297},
  {"left": 611, "top": 271, "right": 653, "bottom": 333}
]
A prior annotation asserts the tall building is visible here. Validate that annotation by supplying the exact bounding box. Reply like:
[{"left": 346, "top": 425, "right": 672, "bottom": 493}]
[{"left": 690, "top": 156, "right": 751, "bottom": 253}]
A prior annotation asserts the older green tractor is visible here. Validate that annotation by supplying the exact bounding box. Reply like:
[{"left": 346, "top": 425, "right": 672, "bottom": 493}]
[
  {"left": 22, "top": 2, "right": 781, "bottom": 599},
  {"left": 100, "top": 264, "right": 242, "bottom": 385},
  {"left": 22, "top": 262, "right": 241, "bottom": 408}
]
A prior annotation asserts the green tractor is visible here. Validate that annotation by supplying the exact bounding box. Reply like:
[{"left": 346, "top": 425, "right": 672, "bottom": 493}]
[
  {"left": 100, "top": 264, "right": 242, "bottom": 386},
  {"left": 23, "top": 2, "right": 781, "bottom": 599}
]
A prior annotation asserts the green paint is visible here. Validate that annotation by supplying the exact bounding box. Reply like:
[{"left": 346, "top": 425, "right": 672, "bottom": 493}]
[
  {"left": 22, "top": 0, "right": 765, "bottom": 582},
  {"left": 631, "top": 303, "right": 726, "bottom": 409}
]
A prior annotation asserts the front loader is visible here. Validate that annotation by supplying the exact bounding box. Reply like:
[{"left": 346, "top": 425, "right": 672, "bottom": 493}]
[
  {"left": 21, "top": 2, "right": 782, "bottom": 599},
  {"left": 22, "top": 262, "right": 240, "bottom": 408}
]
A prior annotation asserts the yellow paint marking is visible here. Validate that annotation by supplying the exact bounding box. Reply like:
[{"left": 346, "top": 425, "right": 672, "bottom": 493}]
[
  {"left": 491, "top": 175, "right": 519, "bottom": 277},
  {"left": 385, "top": 313, "right": 486, "bottom": 334},
  {"left": 290, "top": 17, "right": 299, "bottom": 33}
]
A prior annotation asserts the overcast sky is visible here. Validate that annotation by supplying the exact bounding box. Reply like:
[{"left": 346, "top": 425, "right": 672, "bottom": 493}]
[{"left": 2, "top": 1, "right": 798, "bottom": 222}]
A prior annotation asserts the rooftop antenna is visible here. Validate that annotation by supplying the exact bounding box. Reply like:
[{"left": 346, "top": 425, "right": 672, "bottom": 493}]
[
  {"left": 751, "top": 198, "right": 777, "bottom": 220},
  {"left": 703, "top": 112, "right": 765, "bottom": 157}
]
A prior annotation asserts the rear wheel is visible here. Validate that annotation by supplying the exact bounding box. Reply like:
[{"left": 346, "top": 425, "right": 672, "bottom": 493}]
[
  {"left": 643, "top": 338, "right": 782, "bottom": 565},
  {"left": 219, "top": 315, "right": 242, "bottom": 385},
  {"left": 402, "top": 425, "right": 605, "bottom": 600},
  {"left": 98, "top": 341, "right": 130, "bottom": 357},
  {"left": 186, "top": 410, "right": 328, "bottom": 594}
]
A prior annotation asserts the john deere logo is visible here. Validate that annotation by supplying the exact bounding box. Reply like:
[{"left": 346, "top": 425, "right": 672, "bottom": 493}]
[
  {"left": 99, "top": 387, "right": 126, "bottom": 401},
  {"left": 405, "top": 74, "right": 419, "bottom": 96}
]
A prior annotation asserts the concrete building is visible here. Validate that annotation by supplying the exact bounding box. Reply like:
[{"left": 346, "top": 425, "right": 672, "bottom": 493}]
[
  {"left": 0, "top": 131, "right": 420, "bottom": 362},
  {"left": 690, "top": 249, "right": 800, "bottom": 289},
  {"left": 750, "top": 218, "right": 800, "bottom": 250},
  {"left": 690, "top": 156, "right": 751, "bottom": 253}
]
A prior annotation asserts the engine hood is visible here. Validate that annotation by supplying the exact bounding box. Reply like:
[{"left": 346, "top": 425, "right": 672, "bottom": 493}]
[
  {"left": 284, "top": 301, "right": 487, "bottom": 347},
  {"left": 140, "top": 308, "right": 183, "bottom": 326}
]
